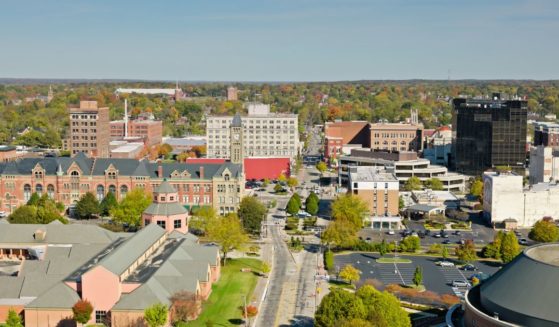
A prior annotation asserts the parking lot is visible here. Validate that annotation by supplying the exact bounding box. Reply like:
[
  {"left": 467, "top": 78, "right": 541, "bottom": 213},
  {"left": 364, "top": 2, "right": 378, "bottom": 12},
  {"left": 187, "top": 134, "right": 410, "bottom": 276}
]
[{"left": 334, "top": 253, "right": 502, "bottom": 297}]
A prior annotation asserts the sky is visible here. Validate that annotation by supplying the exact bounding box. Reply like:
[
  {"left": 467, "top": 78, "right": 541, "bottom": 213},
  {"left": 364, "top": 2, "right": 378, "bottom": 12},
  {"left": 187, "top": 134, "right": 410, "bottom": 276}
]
[{"left": 0, "top": 0, "right": 558, "bottom": 81}]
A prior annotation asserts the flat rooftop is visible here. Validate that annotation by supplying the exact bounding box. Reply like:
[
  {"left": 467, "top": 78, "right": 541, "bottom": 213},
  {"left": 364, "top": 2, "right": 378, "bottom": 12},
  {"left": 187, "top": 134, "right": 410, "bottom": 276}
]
[
  {"left": 349, "top": 166, "right": 397, "bottom": 182},
  {"left": 525, "top": 243, "right": 559, "bottom": 267}
]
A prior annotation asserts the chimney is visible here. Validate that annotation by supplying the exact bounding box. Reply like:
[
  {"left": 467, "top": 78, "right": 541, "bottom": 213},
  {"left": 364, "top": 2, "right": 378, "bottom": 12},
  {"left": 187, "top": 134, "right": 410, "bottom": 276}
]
[
  {"left": 34, "top": 229, "right": 46, "bottom": 241},
  {"left": 158, "top": 165, "right": 163, "bottom": 178},
  {"left": 200, "top": 166, "right": 204, "bottom": 179}
]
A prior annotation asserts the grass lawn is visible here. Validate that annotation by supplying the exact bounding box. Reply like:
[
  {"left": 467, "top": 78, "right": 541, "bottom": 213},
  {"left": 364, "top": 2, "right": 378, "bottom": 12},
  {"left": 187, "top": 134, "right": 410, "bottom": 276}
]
[
  {"left": 188, "top": 258, "right": 264, "bottom": 327},
  {"left": 376, "top": 257, "right": 412, "bottom": 264},
  {"left": 328, "top": 280, "right": 356, "bottom": 290}
]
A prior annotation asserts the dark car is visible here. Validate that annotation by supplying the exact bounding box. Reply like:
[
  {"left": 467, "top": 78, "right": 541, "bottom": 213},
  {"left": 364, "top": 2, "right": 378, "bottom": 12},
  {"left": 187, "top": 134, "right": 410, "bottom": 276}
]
[
  {"left": 442, "top": 239, "right": 451, "bottom": 244},
  {"left": 462, "top": 264, "right": 477, "bottom": 271},
  {"left": 453, "top": 231, "right": 461, "bottom": 236}
]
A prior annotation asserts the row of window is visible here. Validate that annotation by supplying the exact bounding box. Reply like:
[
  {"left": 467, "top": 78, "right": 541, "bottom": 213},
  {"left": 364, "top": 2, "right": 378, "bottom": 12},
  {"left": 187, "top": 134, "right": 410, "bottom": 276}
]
[
  {"left": 71, "top": 114, "right": 97, "bottom": 120},
  {"left": 21, "top": 184, "right": 129, "bottom": 202}
]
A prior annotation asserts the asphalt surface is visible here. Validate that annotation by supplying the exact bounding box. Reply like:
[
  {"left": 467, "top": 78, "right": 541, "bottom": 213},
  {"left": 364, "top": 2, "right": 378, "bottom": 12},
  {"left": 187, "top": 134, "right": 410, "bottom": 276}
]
[{"left": 334, "top": 253, "right": 502, "bottom": 297}]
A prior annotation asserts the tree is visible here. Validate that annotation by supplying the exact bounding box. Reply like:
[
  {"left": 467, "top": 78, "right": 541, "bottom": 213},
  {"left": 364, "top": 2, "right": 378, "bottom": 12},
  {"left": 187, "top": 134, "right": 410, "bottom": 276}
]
[
  {"left": 27, "top": 192, "right": 40, "bottom": 206},
  {"left": 322, "top": 220, "right": 359, "bottom": 249},
  {"left": 72, "top": 299, "right": 93, "bottom": 326},
  {"left": 400, "top": 236, "right": 420, "bottom": 253},
  {"left": 144, "top": 303, "right": 168, "bottom": 327},
  {"left": 207, "top": 213, "right": 249, "bottom": 265},
  {"left": 158, "top": 143, "right": 173, "bottom": 159},
  {"left": 315, "top": 288, "right": 367, "bottom": 327},
  {"left": 287, "top": 177, "right": 298, "bottom": 188},
  {"left": 398, "top": 196, "right": 405, "bottom": 210},
  {"left": 8, "top": 196, "right": 67, "bottom": 225},
  {"left": 500, "top": 231, "right": 520, "bottom": 263},
  {"left": 530, "top": 219, "right": 559, "bottom": 243},
  {"left": 189, "top": 206, "right": 217, "bottom": 235},
  {"left": 413, "top": 266, "right": 423, "bottom": 287},
  {"left": 331, "top": 194, "right": 369, "bottom": 229},
  {"left": 379, "top": 239, "right": 388, "bottom": 257},
  {"left": 404, "top": 176, "right": 422, "bottom": 191},
  {"left": 442, "top": 245, "right": 449, "bottom": 260},
  {"left": 425, "top": 178, "right": 443, "bottom": 191},
  {"left": 305, "top": 198, "right": 319, "bottom": 216},
  {"left": 237, "top": 196, "right": 267, "bottom": 235},
  {"left": 293, "top": 193, "right": 302, "bottom": 207},
  {"left": 278, "top": 173, "right": 287, "bottom": 183},
  {"left": 100, "top": 191, "right": 118, "bottom": 216},
  {"left": 6, "top": 309, "right": 23, "bottom": 327},
  {"left": 110, "top": 188, "right": 152, "bottom": 227},
  {"left": 75, "top": 192, "right": 100, "bottom": 219},
  {"left": 316, "top": 161, "right": 328, "bottom": 175},
  {"left": 170, "top": 290, "right": 202, "bottom": 323},
  {"left": 339, "top": 264, "right": 361, "bottom": 286},
  {"left": 286, "top": 196, "right": 301, "bottom": 216},
  {"left": 356, "top": 285, "right": 410, "bottom": 327},
  {"left": 307, "top": 191, "right": 319, "bottom": 204},
  {"left": 455, "top": 239, "right": 477, "bottom": 263},
  {"left": 273, "top": 183, "right": 284, "bottom": 193},
  {"left": 470, "top": 179, "right": 483, "bottom": 198}
]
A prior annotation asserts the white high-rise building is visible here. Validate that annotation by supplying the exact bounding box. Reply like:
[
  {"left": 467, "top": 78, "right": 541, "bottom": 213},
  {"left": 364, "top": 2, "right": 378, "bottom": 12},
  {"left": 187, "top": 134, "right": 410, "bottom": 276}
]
[{"left": 206, "top": 104, "right": 300, "bottom": 160}]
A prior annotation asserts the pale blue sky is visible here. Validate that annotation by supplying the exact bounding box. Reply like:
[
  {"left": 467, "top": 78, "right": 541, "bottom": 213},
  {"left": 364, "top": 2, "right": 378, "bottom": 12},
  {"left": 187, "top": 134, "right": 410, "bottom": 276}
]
[{"left": 0, "top": 0, "right": 558, "bottom": 81}]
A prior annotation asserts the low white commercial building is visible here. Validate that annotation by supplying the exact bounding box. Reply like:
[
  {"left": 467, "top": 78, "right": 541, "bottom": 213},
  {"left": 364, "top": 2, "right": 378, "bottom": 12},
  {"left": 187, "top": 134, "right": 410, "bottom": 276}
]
[
  {"left": 529, "top": 145, "right": 559, "bottom": 184},
  {"left": 483, "top": 171, "right": 559, "bottom": 227}
]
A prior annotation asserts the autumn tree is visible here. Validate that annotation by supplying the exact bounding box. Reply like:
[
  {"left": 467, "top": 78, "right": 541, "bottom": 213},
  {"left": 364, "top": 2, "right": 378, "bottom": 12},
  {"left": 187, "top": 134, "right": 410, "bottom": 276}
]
[
  {"left": 158, "top": 143, "right": 173, "bottom": 159},
  {"left": 170, "top": 290, "right": 202, "bottom": 323},
  {"left": 530, "top": 219, "right": 559, "bottom": 243},
  {"left": 316, "top": 161, "right": 328, "bottom": 175},
  {"left": 207, "top": 213, "right": 249, "bottom": 265},
  {"left": 189, "top": 206, "right": 218, "bottom": 235},
  {"left": 322, "top": 220, "right": 359, "bottom": 249},
  {"left": 144, "top": 303, "right": 168, "bottom": 327},
  {"left": 331, "top": 194, "right": 369, "bottom": 229},
  {"left": 315, "top": 288, "right": 367, "bottom": 327},
  {"left": 455, "top": 239, "right": 477, "bottom": 263},
  {"left": 500, "top": 231, "right": 520, "bottom": 263},
  {"left": 356, "top": 285, "right": 410, "bottom": 327},
  {"left": 339, "top": 264, "right": 361, "bottom": 286},
  {"left": 110, "top": 188, "right": 152, "bottom": 227},
  {"left": 72, "top": 299, "right": 93, "bottom": 326},
  {"left": 470, "top": 179, "right": 483, "bottom": 198},
  {"left": 404, "top": 176, "right": 422, "bottom": 191},
  {"left": 287, "top": 176, "right": 299, "bottom": 188}
]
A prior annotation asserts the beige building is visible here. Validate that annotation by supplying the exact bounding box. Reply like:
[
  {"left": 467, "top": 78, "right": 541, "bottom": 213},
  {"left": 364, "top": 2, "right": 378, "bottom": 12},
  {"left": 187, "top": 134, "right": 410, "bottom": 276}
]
[
  {"left": 227, "top": 86, "right": 238, "bottom": 101},
  {"left": 348, "top": 166, "right": 402, "bottom": 230},
  {"left": 206, "top": 104, "right": 299, "bottom": 160},
  {"left": 370, "top": 122, "right": 423, "bottom": 152},
  {"left": 68, "top": 101, "right": 110, "bottom": 157},
  {"left": 529, "top": 145, "right": 559, "bottom": 184}
]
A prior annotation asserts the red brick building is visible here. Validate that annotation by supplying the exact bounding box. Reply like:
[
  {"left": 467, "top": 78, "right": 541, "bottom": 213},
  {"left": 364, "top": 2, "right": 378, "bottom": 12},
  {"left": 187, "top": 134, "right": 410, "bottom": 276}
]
[
  {"left": 0, "top": 146, "right": 19, "bottom": 162},
  {"left": 110, "top": 119, "right": 163, "bottom": 147},
  {"left": 0, "top": 153, "right": 244, "bottom": 215},
  {"left": 68, "top": 101, "right": 110, "bottom": 158}
]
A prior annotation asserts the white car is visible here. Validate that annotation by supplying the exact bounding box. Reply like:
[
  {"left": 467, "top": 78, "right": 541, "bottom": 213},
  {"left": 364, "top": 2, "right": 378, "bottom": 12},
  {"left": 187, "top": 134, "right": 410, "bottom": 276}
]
[
  {"left": 439, "top": 261, "right": 455, "bottom": 267},
  {"left": 0, "top": 211, "right": 7, "bottom": 218},
  {"left": 387, "top": 230, "right": 395, "bottom": 235},
  {"left": 452, "top": 280, "right": 471, "bottom": 288}
]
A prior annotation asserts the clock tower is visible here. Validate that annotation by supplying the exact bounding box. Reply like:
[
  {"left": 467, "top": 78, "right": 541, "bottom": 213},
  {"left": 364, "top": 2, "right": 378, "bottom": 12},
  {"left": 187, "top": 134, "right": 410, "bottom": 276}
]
[{"left": 230, "top": 113, "right": 244, "bottom": 164}]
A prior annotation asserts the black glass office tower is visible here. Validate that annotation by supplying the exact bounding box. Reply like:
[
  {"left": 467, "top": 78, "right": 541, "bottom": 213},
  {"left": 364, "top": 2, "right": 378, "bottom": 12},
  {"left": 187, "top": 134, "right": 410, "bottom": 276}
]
[{"left": 451, "top": 95, "right": 527, "bottom": 176}]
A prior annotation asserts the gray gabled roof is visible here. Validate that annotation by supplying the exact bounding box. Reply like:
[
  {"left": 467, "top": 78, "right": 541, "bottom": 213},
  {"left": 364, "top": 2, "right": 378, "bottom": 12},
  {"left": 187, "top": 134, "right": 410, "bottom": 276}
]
[
  {"left": 99, "top": 224, "right": 166, "bottom": 276},
  {"left": 155, "top": 179, "right": 177, "bottom": 194},
  {"left": 143, "top": 202, "right": 187, "bottom": 216},
  {"left": 26, "top": 283, "right": 80, "bottom": 309}
]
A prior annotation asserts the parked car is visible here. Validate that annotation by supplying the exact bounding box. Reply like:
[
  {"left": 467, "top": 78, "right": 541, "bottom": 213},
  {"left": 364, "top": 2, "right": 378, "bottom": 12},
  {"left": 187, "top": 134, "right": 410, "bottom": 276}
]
[
  {"left": 387, "top": 230, "right": 395, "bottom": 235},
  {"left": 453, "top": 231, "right": 461, "bottom": 236},
  {"left": 411, "top": 232, "right": 419, "bottom": 237},
  {"left": 442, "top": 239, "right": 451, "bottom": 244},
  {"left": 519, "top": 238, "right": 528, "bottom": 245},
  {"left": 462, "top": 264, "right": 477, "bottom": 271},
  {"left": 452, "top": 280, "right": 471, "bottom": 288},
  {"left": 0, "top": 211, "right": 7, "bottom": 218},
  {"left": 433, "top": 233, "right": 441, "bottom": 238},
  {"left": 439, "top": 261, "right": 455, "bottom": 267}
]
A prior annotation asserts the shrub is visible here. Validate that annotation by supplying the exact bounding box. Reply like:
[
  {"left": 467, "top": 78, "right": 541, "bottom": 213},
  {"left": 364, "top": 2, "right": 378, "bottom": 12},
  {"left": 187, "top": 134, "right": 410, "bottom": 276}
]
[{"left": 324, "top": 250, "right": 334, "bottom": 271}]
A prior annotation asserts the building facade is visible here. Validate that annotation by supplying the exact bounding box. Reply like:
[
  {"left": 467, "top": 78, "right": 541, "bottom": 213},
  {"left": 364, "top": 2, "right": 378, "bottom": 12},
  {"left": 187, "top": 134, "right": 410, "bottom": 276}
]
[
  {"left": 423, "top": 126, "right": 452, "bottom": 166},
  {"left": 452, "top": 96, "right": 528, "bottom": 175},
  {"left": 0, "top": 153, "right": 244, "bottom": 215},
  {"left": 348, "top": 166, "right": 401, "bottom": 230},
  {"left": 68, "top": 101, "right": 110, "bottom": 158},
  {"left": 529, "top": 145, "right": 559, "bottom": 184},
  {"left": 0, "top": 146, "right": 19, "bottom": 162},
  {"left": 324, "top": 121, "right": 370, "bottom": 159},
  {"left": 533, "top": 121, "right": 559, "bottom": 147},
  {"left": 110, "top": 119, "right": 163, "bottom": 147},
  {"left": 206, "top": 104, "right": 299, "bottom": 160},
  {"left": 339, "top": 149, "right": 466, "bottom": 192},
  {"left": 483, "top": 171, "right": 559, "bottom": 227}
]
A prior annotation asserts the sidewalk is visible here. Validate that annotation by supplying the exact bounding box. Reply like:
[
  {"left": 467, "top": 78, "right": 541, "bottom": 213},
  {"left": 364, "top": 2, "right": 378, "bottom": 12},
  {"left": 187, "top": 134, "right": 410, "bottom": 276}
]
[{"left": 251, "top": 237, "right": 273, "bottom": 325}]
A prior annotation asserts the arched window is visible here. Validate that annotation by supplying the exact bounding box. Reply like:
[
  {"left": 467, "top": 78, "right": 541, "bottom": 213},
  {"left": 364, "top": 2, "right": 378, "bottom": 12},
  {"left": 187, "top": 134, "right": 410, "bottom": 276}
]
[
  {"left": 70, "top": 171, "right": 79, "bottom": 177},
  {"left": 224, "top": 174, "right": 230, "bottom": 181},
  {"left": 96, "top": 185, "right": 105, "bottom": 201},
  {"left": 120, "top": 185, "right": 128, "bottom": 199},
  {"left": 24, "top": 184, "right": 32, "bottom": 202},
  {"left": 400, "top": 141, "right": 406, "bottom": 145},
  {"left": 391, "top": 141, "right": 397, "bottom": 145},
  {"left": 107, "top": 171, "right": 117, "bottom": 179},
  {"left": 34, "top": 171, "right": 43, "bottom": 179},
  {"left": 35, "top": 184, "right": 43, "bottom": 196},
  {"left": 47, "top": 185, "right": 55, "bottom": 199},
  {"left": 108, "top": 185, "right": 116, "bottom": 194}
]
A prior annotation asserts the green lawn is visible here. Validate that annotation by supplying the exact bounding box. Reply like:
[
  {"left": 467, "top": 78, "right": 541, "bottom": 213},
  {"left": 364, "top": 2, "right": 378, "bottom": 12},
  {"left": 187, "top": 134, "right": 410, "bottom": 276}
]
[
  {"left": 376, "top": 257, "right": 412, "bottom": 264},
  {"left": 188, "top": 258, "right": 264, "bottom": 327}
]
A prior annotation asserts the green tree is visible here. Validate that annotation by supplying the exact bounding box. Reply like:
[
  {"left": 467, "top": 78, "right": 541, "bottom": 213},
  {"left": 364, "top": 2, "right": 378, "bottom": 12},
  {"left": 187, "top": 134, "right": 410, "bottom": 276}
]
[
  {"left": 470, "top": 179, "right": 484, "bottom": 198},
  {"left": 287, "top": 176, "right": 298, "bottom": 188},
  {"left": 404, "top": 176, "right": 422, "bottom": 191},
  {"left": 400, "top": 236, "right": 420, "bottom": 253},
  {"left": 379, "top": 239, "right": 388, "bottom": 257},
  {"left": 286, "top": 195, "right": 301, "bottom": 216},
  {"left": 75, "top": 192, "right": 100, "bottom": 219},
  {"left": 72, "top": 299, "right": 93, "bottom": 326},
  {"left": 356, "top": 285, "right": 410, "bottom": 327},
  {"left": 144, "top": 303, "right": 168, "bottom": 327},
  {"left": 331, "top": 194, "right": 369, "bottom": 229},
  {"left": 8, "top": 196, "right": 67, "bottom": 225},
  {"left": 530, "top": 219, "right": 559, "bottom": 243},
  {"left": 315, "top": 288, "right": 367, "bottom": 327},
  {"left": 207, "top": 213, "right": 249, "bottom": 265},
  {"left": 238, "top": 196, "right": 267, "bottom": 235},
  {"left": 110, "top": 188, "right": 152, "bottom": 227},
  {"left": 482, "top": 231, "right": 504, "bottom": 260},
  {"left": 455, "top": 239, "right": 477, "bottom": 263},
  {"left": 413, "top": 266, "right": 423, "bottom": 287},
  {"left": 8, "top": 205, "right": 39, "bottom": 224},
  {"left": 27, "top": 192, "right": 40, "bottom": 206},
  {"left": 442, "top": 245, "right": 449, "bottom": 260},
  {"left": 293, "top": 193, "right": 302, "bottom": 207},
  {"left": 339, "top": 264, "right": 361, "bottom": 286},
  {"left": 425, "top": 178, "right": 444, "bottom": 191},
  {"left": 316, "top": 161, "right": 328, "bottom": 174},
  {"left": 99, "top": 191, "right": 118, "bottom": 216},
  {"left": 6, "top": 309, "right": 23, "bottom": 327},
  {"left": 307, "top": 191, "right": 319, "bottom": 204},
  {"left": 398, "top": 196, "right": 405, "bottom": 210},
  {"left": 500, "top": 231, "right": 520, "bottom": 263},
  {"left": 189, "top": 206, "right": 217, "bottom": 235},
  {"left": 305, "top": 198, "right": 319, "bottom": 216},
  {"left": 274, "top": 183, "right": 284, "bottom": 193},
  {"left": 321, "top": 220, "right": 358, "bottom": 249}
]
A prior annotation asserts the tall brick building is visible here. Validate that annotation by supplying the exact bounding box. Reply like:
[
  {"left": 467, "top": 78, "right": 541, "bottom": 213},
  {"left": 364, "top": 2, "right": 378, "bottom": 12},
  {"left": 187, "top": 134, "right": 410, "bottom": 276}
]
[
  {"left": 0, "top": 153, "right": 244, "bottom": 215},
  {"left": 110, "top": 119, "right": 163, "bottom": 147},
  {"left": 68, "top": 101, "right": 110, "bottom": 157}
]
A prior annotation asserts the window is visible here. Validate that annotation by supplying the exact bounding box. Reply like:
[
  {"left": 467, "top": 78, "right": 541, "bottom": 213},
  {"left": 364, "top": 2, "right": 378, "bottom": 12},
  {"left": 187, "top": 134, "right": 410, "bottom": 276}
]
[
  {"left": 96, "top": 185, "right": 105, "bottom": 201},
  {"left": 174, "top": 219, "right": 182, "bottom": 228},
  {"left": 224, "top": 174, "right": 230, "bottom": 181},
  {"left": 24, "top": 184, "right": 31, "bottom": 202},
  {"left": 70, "top": 171, "right": 79, "bottom": 177},
  {"left": 144, "top": 219, "right": 150, "bottom": 226},
  {"left": 35, "top": 184, "right": 43, "bottom": 196},
  {"left": 157, "top": 221, "right": 166, "bottom": 229},
  {"left": 95, "top": 311, "right": 107, "bottom": 324},
  {"left": 120, "top": 185, "right": 128, "bottom": 198},
  {"left": 47, "top": 184, "right": 55, "bottom": 199},
  {"left": 161, "top": 196, "right": 166, "bottom": 202},
  {"left": 34, "top": 171, "right": 43, "bottom": 179},
  {"left": 108, "top": 185, "right": 116, "bottom": 194}
]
